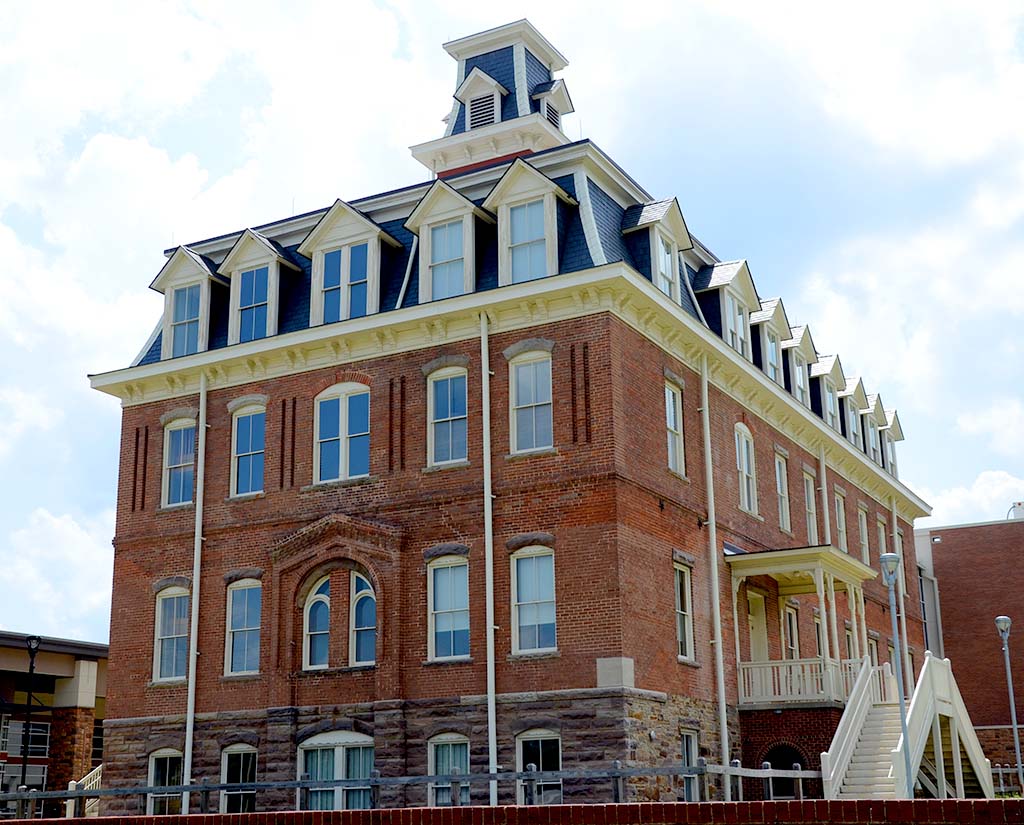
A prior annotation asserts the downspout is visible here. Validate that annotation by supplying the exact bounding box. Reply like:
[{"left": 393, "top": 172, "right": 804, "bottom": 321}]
[
  {"left": 480, "top": 313, "right": 498, "bottom": 805},
  {"left": 182, "top": 370, "right": 208, "bottom": 812},
  {"left": 818, "top": 443, "right": 831, "bottom": 545},
  {"left": 700, "top": 354, "right": 730, "bottom": 796},
  {"left": 892, "top": 496, "right": 913, "bottom": 693}
]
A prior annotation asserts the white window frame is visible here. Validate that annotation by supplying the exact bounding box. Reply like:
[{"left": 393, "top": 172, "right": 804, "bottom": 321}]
[
  {"left": 723, "top": 291, "right": 749, "bottom": 358},
  {"left": 867, "top": 417, "right": 881, "bottom": 463},
  {"left": 509, "top": 351, "right": 554, "bottom": 455},
  {"left": 511, "top": 545, "right": 557, "bottom": 655},
  {"left": 162, "top": 417, "right": 196, "bottom": 508},
  {"left": 313, "top": 382, "right": 371, "bottom": 484},
  {"left": 823, "top": 380, "right": 839, "bottom": 431},
  {"left": 680, "top": 729, "right": 700, "bottom": 801},
  {"left": 516, "top": 728, "right": 562, "bottom": 804},
  {"left": 674, "top": 564, "right": 694, "bottom": 662},
  {"left": 784, "top": 605, "right": 800, "bottom": 660},
  {"left": 297, "top": 731, "right": 374, "bottom": 811},
  {"left": 230, "top": 404, "right": 266, "bottom": 498},
  {"left": 814, "top": 616, "right": 823, "bottom": 657},
  {"left": 167, "top": 282, "right": 204, "bottom": 358},
  {"left": 803, "top": 471, "right": 818, "bottom": 544},
  {"left": 858, "top": 508, "right": 870, "bottom": 565},
  {"left": 427, "top": 367, "right": 469, "bottom": 467},
  {"left": 792, "top": 353, "right": 809, "bottom": 407},
  {"left": 427, "top": 556, "right": 470, "bottom": 662},
  {"left": 868, "top": 637, "right": 879, "bottom": 666},
  {"left": 153, "top": 586, "right": 189, "bottom": 683},
  {"left": 735, "top": 423, "right": 757, "bottom": 515},
  {"left": 496, "top": 193, "right": 558, "bottom": 287},
  {"left": 227, "top": 259, "right": 281, "bottom": 345},
  {"left": 310, "top": 238, "right": 382, "bottom": 326},
  {"left": 764, "top": 327, "right": 782, "bottom": 384},
  {"left": 834, "top": 491, "right": 848, "bottom": 552},
  {"left": 148, "top": 748, "right": 184, "bottom": 815},
  {"left": 775, "top": 452, "right": 791, "bottom": 532},
  {"left": 419, "top": 214, "right": 476, "bottom": 303},
  {"left": 847, "top": 403, "right": 862, "bottom": 450},
  {"left": 349, "top": 572, "right": 376, "bottom": 667},
  {"left": 665, "top": 382, "right": 685, "bottom": 476},
  {"left": 303, "top": 576, "right": 330, "bottom": 671},
  {"left": 220, "top": 744, "right": 258, "bottom": 813},
  {"left": 428, "top": 732, "right": 471, "bottom": 806},
  {"left": 651, "top": 229, "right": 679, "bottom": 300},
  {"left": 885, "top": 432, "right": 899, "bottom": 478},
  {"left": 877, "top": 518, "right": 888, "bottom": 556},
  {"left": 224, "top": 579, "right": 261, "bottom": 676}
]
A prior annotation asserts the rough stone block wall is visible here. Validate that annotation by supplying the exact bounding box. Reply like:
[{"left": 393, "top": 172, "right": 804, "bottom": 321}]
[{"left": 48, "top": 707, "right": 95, "bottom": 795}]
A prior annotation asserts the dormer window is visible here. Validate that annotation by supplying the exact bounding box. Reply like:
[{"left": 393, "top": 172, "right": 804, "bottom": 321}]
[
  {"left": 430, "top": 221, "right": 465, "bottom": 299},
  {"left": 823, "top": 380, "right": 839, "bottom": 431},
  {"left": 867, "top": 418, "right": 881, "bottom": 463},
  {"left": 764, "top": 329, "right": 782, "bottom": 384},
  {"left": 654, "top": 234, "right": 677, "bottom": 299},
  {"left": 469, "top": 94, "right": 498, "bottom": 129},
  {"left": 219, "top": 229, "right": 298, "bottom": 346},
  {"left": 510, "top": 200, "right": 546, "bottom": 282},
  {"left": 724, "top": 293, "right": 748, "bottom": 358},
  {"left": 886, "top": 435, "right": 899, "bottom": 478},
  {"left": 847, "top": 403, "right": 862, "bottom": 450},
  {"left": 792, "top": 354, "right": 809, "bottom": 406},
  {"left": 238, "top": 267, "right": 269, "bottom": 342},
  {"left": 171, "top": 284, "right": 200, "bottom": 357}
]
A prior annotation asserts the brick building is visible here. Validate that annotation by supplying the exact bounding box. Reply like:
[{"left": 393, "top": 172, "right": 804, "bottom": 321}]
[
  {"left": 90, "top": 20, "right": 954, "bottom": 812},
  {"left": 917, "top": 512, "right": 1024, "bottom": 770},
  {"left": 0, "top": 632, "right": 106, "bottom": 818}
]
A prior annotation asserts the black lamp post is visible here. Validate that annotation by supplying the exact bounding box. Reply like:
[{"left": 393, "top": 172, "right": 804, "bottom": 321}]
[{"left": 20, "top": 635, "right": 41, "bottom": 790}]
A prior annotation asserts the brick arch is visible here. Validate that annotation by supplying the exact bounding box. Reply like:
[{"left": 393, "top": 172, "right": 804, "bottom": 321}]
[
  {"left": 755, "top": 739, "right": 811, "bottom": 769},
  {"left": 294, "top": 556, "right": 380, "bottom": 609},
  {"left": 296, "top": 717, "right": 374, "bottom": 744},
  {"left": 311, "top": 369, "right": 374, "bottom": 396}
]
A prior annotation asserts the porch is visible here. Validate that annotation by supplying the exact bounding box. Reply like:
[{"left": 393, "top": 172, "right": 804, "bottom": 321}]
[{"left": 726, "top": 545, "right": 877, "bottom": 707}]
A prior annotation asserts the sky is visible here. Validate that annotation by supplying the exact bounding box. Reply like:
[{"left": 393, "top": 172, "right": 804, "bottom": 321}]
[{"left": 1, "top": 0, "right": 1022, "bottom": 644}]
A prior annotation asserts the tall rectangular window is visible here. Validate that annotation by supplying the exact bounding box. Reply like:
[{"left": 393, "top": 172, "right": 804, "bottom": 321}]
[
  {"left": 735, "top": 424, "right": 757, "bottom": 514},
  {"left": 171, "top": 284, "right": 200, "bottom": 357},
  {"left": 317, "top": 388, "right": 370, "bottom": 483},
  {"left": 680, "top": 730, "right": 699, "bottom": 801},
  {"left": 765, "top": 330, "right": 781, "bottom": 383},
  {"left": 518, "top": 732, "right": 561, "bottom": 804},
  {"left": 429, "top": 372, "right": 468, "bottom": 465},
  {"left": 784, "top": 606, "right": 800, "bottom": 660},
  {"left": 858, "top": 508, "right": 870, "bottom": 564},
  {"left": 775, "top": 453, "right": 791, "bottom": 531},
  {"left": 156, "top": 591, "right": 189, "bottom": 681},
  {"left": 848, "top": 404, "right": 862, "bottom": 449},
  {"left": 511, "top": 355, "right": 553, "bottom": 453},
  {"left": 222, "top": 747, "right": 257, "bottom": 813},
  {"left": 665, "top": 383, "right": 684, "bottom": 475},
  {"left": 323, "top": 249, "right": 343, "bottom": 324},
  {"left": 430, "top": 220, "right": 465, "bottom": 300},
  {"left": 348, "top": 243, "right": 369, "bottom": 319},
  {"left": 238, "top": 266, "right": 269, "bottom": 343},
  {"left": 429, "top": 736, "right": 470, "bottom": 806},
  {"left": 164, "top": 422, "right": 195, "bottom": 506},
  {"left": 655, "top": 236, "right": 674, "bottom": 296},
  {"left": 148, "top": 751, "right": 183, "bottom": 815},
  {"left": 227, "top": 583, "right": 261, "bottom": 675},
  {"left": 233, "top": 410, "right": 265, "bottom": 495},
  {"left": 792, "top": 354, "right": 808, "bottom": 406},
  {"left": 834, "top": 492, "right": 848, "bottom": 552},
  {"left": 429, "top": 559, "right": 469, "bottom": 660},
  {"left": 513, "top": 551, "right": 556, "bottom": 653},
  {"left": 868, "top": 637, "right": 879, "bottom": 666},
  {"left": 510, "top": 200, "right": 546, "bottom": 283},
  {"left": 877, "top": 519, "right": 888, "bottom": 556},
  {"left": 887, "top": 435, "right": 899, "bottom": 478},
  {"left": 725, "top": 293, "right": 747, "bottom": 356},
  {"left": 803, "top": 472, "right": 818, "bottom": 544},
  {"left": 675, "top": 565, "right": 693, "bottom": 660},
  {"left": 814, "top": 617, "right": 822, "bottom": 657},
  {"left": 824, "top": 381, "right": 839, "bottom": 430},
  {"left": 868, "top": 419, "right": 881, "bottom": 463}
]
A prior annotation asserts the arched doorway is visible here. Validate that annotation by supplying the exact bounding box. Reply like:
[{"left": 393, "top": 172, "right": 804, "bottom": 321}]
[{"left": 762, "top": 744, "right": 804, "bottom": 799}]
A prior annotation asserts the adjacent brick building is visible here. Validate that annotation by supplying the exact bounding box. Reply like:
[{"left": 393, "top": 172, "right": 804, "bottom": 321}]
[{"left": 90, "top": 20, "right": 930, "bottom": 814}]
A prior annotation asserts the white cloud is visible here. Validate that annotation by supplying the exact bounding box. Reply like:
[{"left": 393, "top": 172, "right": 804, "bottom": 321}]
[
  {"left": 915, "top": 470, "right": 1024, "bottom": 527},
  {"left": 957, "top": 399, "right": 1024, "bottom": 457},
  {"left": 0, "top": 388, "right": 63, "bottom": 457},
  {"left": 0, "top": 508, "right": 114, "bottom": 642}
]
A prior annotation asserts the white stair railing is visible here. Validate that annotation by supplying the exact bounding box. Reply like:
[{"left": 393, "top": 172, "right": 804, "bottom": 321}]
[
  {"left": 890, "top": 652, "right": 995, "bottom": 799},
  {"left": 65, "top": 763, "right": 102, "bottom": 818},
  {"left": 821, "top": 659, "right": 892, "bottom": 798}
]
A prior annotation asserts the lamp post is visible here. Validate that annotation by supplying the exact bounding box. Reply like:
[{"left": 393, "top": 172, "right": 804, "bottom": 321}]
[
  {"left": 995, "top": 616, "right": 1024, "bottom": 792},
  {"left": 881, "top": 553, "right": 913, "bottom": 797},
  {"left": 19, "top": 635, "right": 41, "bottom": 791}
]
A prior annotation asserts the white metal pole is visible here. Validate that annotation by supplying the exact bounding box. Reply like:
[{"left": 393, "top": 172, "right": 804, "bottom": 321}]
[
  {"left": 997, "top": 620, "right": 1024, "bottom": 792},
  {"left": 883, "top": 555, "right": 913, "bottom": 797},
  {"left": 480, "top": 313, "right": 498, "bottom": 806}
]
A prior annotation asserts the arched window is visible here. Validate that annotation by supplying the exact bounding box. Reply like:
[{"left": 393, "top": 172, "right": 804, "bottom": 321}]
[
  {"left": 427, "top": 367, "right": 468, "bottom": 466},
  {"left": 427, "top": 556, "right": 469, "bottom": 661},
  {"left": 428, "top": 732, "right": 470, "bottom": 806},
  {"left": 303, "top": 577, "right": 330, "bottom": 670},
  {"left": 350, "top": 573, "right": 376, "bottom": 666},
  {"left": 511, "top": 546, "right": 556, "bottom": 654},
  {"left": 220, "top": 743, "right": 257, "bottom": 813},
  {"left": 148, "top": 748, "right": 183, "bottom": 814},
  {"left": 314, "top": 382, "right": 371, "bottom": 484},
  {"left": 762, "top": 744, "right": 803, "bottom": 799},
  {"left": 298, "top": 730, "right": 374, "bottom": 810},
  {"left": 734, "top": 423, "right": 757, "bottom": 515},
  {"left": 153, "top": 586, "right": 189, "bottom": 682},
  {"left": 516, "top": 728, "right": 561, "bottom": 804}
]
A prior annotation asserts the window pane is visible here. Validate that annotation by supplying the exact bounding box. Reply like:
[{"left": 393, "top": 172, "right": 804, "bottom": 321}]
[
  {"left": 308, "top": 633, "right": 328, "bottom": 666},
  {"left": 309, "top": 600, "right": 329, "bottom": 632},
  {"left": 348, "top": 434, "right": 369, "bottom": 477},
  {"left": 350, "top": 243, "right": 368, "bottom": 280},
  {"left": 324, "top": 287, "right": 341, "bottom": 324},
  {"left": 324, "top": 249, "right": 342, "bottom": 289},
  {"left": 319, "top": 440, "right": 340, "bottom": 482},
  {"left": 319, "top": 398, "right": 340, "bottom": 440},
  {"left": 533, "top": 404, "right": 553, "bottom": 449},
  {"left": 350, "top": 282, "right": 367, "bottom": 318},
  {"left": 533, "top": 359, "right": 551, "bottom": 403},
  {"left": 355, "top": 628, "right": 375, "bottom": 663},
  {"left": 511, "top": 244, "right": 530, "bottom": 281},
  {"left": 347, "top": 393, "right": 369, "bottom": 435}
]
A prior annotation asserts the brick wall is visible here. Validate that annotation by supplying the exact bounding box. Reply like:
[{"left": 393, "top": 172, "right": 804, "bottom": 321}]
[{"left": 34, "top": 799, "right": 1024, "bottom": 825}]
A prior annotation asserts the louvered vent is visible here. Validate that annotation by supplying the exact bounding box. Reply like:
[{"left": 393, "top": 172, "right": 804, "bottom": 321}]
[
  {"left": 469, "top": 95, "right": 496, "bottom": 129},
  {"left": 545, "top": 101, "right": 560, "bottom": 129}
]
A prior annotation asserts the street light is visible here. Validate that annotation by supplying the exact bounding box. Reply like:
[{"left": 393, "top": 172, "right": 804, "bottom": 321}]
[
  {"left": 995, "top": 616, "right": 1024, "bottom": 792},
  {"left": 881, "top": 553, "right": 913, "bottom": 798},
  {"left": 20, "top": 635, "right": 41, "bottom": 791}
]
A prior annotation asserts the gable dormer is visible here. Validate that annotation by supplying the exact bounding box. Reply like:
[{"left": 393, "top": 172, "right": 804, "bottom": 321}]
[
  {"left": 809, "top": 354, "right": 846, "bottom": 432},
  {"left": 217, "top": 229, "right": 301, "bottom": 346},
  {"left": 781, "top": 325, "right": 817, "bottom": 408},
  {"left": 882, "top": 408, "right": 904, "bottom": 477},
  {"left": 298, "top": 199, "right": 402, "bottom": 327},
  {"left": 405, "top": 179, "right": 495, "bottom": 303},
  {"left": 411, "top": 20, "right": 572, "bottom": 176},
  {"left": 482, "top": 158, "right": 576, "bottom": 286},
  {"left": 151, "top": 246, "right": 225, "bottom": 360},
  {"left": 862, "top": 393, "right": 888, "bottom": 465},
  {"left": 620, "top": 199, "right": 692, "bottom": 302},
  {"left": 839, "top": 377, "right": 869, "bottom": 450},
  {"left": 748, "top": 297, "right": 792, "bottom": 385},
  {"left": 691, "top": 260, "right": 760, "bottom": 360}
]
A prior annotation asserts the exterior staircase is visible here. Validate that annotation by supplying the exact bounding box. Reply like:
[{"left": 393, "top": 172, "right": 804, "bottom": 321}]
[{"left": 836, "top": 704, "right": 901, "bottom": 799}]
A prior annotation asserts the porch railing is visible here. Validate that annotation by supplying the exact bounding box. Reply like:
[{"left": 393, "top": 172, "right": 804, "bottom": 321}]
[{"left": 738, "top": 657, "right": 867, "bottom": 705}]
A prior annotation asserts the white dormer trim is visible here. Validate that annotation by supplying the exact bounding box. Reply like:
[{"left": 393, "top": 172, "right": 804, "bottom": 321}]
[
  {"left": 722, "top": 290, "right": 751, "bottom": 360},
  {"left": 219, "top": 229, "right": 299, "bottom": 346},
  {"left": 443, "top": 19, "right": 569, "bottom": 72},
  {"left": 513, "top": 44, "right": 529, "bottom": 117},
  {"left": 405, "top": 179, "right": 495, "bottom": 303},
  {"left": 154, "top": 247, "right": 222, "bottom": 360},
  {"left": 298, "top": 199, "right": 401, "bottom": 327},
  {"left": 482, "top": 159, "right": 576, "bottom": 287},
  {"left": 650, "top": 227, "right": 680, "bottom": 302},
  {"left": 531, "top": 79, "right": 574, "bottom": 118},
  {"left": 455, "top": 67, "right": 508, "bottom": 131}
]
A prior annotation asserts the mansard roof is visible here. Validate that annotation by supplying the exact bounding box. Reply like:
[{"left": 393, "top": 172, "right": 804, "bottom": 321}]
[
  {"left": 404, "top": 179, "right": 495, "bottom": 234},
  {"left": 620, "top": 198, "right": 691, "bottom": 249},
  {"left": 748, "top": 297, "right": 792, "bottom": 338},
  {"left": 443, "top": 19, "right": 568, "bottom": 71},
  {"left": 297, "top": 199, "right": 402, "bottom": 258},
  {"left": 481, "top": 157, "right": 576, "bottom": 211},
  {"left": 218, "top": 228, "right": 302, "bottom": 277},
  {"left": 150, "top": 245, "right": 224, "bottom": 292}
]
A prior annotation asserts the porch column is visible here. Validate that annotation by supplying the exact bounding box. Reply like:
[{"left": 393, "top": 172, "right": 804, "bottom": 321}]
[
  {"left": 732, "top": 576, "right": 743, "bottom": 677},
  {"left": 814, "top": 569, "right": 832, "bottom": 697},
  {"left": 950, "top": 715, "right": 965, "bottom": 798},
  {"left": 857, "top": 587, "right": 870, "bottom": 659},
  {"left": 827, "top": 573, "right": 842, "bottom": 661},
  {"left": 848, "top": 584, "right": 861, "bottom": 659},
  {"left": 932, "top": 714, "right": 947, "bottom": 797}
]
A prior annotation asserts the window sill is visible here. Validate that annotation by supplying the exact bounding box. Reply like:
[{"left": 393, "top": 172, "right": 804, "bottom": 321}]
[
  {"left": 507, "top": 650, "right": 560, "bottom": 662},
  {"left": 677, "top": 656, "right": 701, "bottom": 669},
  {"left": 157, "top": 502, "right": 194, "bottom": 514},
  {"left": 779, "top": 527, "right": 795, "bottom": 538},
  {"left": 147, "top": 678, "right": 186, "bottom": 688},
  {"left": 423, "top": 460, "right": 471, "bottom": 474},
  {"left": 668, "top": 469, "right": 690, "bottom": 483},
  {"left": 505, "top": 447, "right": 558, "bottom": 461},
  {"left": 226, "top": 491, "right": 265, "bottom": 502},
  {"left": 423, "top": 656, "right": 474, "bottom": 666},
  {"left": 221, "top": 672, "right": 262, "bottom": 682},
  {"left": 295, "top": 664, "right": 376, "bottom": 676},
  {"left": 301, "top": 475, "right": 378, "bottom": 493},
  {"left": 739, "top": 508, "right": 764, "bottom": 523}
]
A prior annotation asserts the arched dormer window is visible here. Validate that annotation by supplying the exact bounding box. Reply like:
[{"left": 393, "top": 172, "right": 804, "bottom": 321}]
[
  {"left": 313, "top": 383, "right": 371, "bottom": 484},
  {"left": 303, "top": 577, "right": 330, "bottom": 670},
  {"left": 350, "top": 573, "right": 376, "bottom": 666}
]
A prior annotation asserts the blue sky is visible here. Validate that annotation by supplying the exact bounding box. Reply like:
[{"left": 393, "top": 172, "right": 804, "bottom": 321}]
[{"left": 1, "top": 1, "right": 1022, "bottom": 643}]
